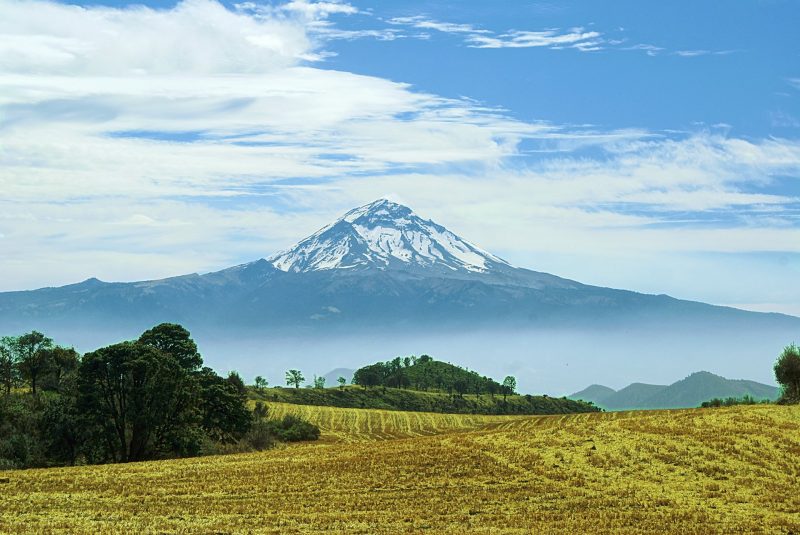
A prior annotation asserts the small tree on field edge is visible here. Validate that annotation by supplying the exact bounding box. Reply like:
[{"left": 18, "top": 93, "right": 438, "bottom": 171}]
[
  {"left": 286, "top": 369, "right": 304, "bottom": 389},
  {"left": 775, "top": 344, "right": 800, "bottom": 403}
]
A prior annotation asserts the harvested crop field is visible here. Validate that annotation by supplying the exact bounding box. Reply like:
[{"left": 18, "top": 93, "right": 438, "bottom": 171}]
[{"left": 1, "top": 404, "right": 799, "bottom": 534}]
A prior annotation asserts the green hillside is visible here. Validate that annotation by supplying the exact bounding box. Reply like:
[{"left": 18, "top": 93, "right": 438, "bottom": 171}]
[{"left": 251, "top": 385, "right": 599, "bottom": 415}]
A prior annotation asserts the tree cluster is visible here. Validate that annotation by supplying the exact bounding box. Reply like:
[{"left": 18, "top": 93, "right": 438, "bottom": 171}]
[
  {"left": 352, "top": 355, "right": 517, "bottom": 400},
  {"left": 0, "top": 324, "right": 318, "bottom": 469}
]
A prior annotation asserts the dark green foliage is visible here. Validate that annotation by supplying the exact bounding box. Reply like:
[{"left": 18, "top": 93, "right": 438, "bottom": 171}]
[
  {"left": 78, "top": 341, "right": 200, "bottom": 462},
  {"left": 15, "top": 331, "right": 54, "bottom": 396},
  {"left": 265, "top": 415, "right": 320, "bottom": 442},
  {"left": 197, "top": 367, "right": 252, "bottom": 443},
  {"left": 226, "top": 371, "right": 248, "bottom": 397},
  {"left": 0, "top": 324, "right": 319, "bottom": 470},
  {"left": 0, "top": 395, "right": 40, "bottom": 469},
  {"left": 352, "top": 356, "right": 505, "bottom": 397},
  {"left": 285, "top": 369, "right": 304, "bottom": 388},
  {"left": 252, "top": 384, "right": 599, "bottom": 416},
  {"left": 38, "top": 346, "right": 80, "bottom": 393},
  {"left": 0, "top": 337, "right": 18, "bottom": 395},
  {"left": 775, "top": 344, "right": 800, "bottom": 403},
  {"left": 138, "top": 323, "right": 202, "bottom": 371},
  {"left": 700, "top": 395, "right": 771, "bottom": 408}
]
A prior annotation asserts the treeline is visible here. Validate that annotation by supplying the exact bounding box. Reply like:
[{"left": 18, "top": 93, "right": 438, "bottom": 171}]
[
  {"left": 0, "top": 324, "right": 318, "bottom": 470},
  {"left": 700, "top": 395, "right": 772, "bottom": 408},
  {"left": 352, "top": 355, "right": 518, "bottom": 399}
]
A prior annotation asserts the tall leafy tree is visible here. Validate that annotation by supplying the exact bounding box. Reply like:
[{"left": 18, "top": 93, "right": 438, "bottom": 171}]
[
  {"left": 138, "top": 323, "right": 202, "bottom": 371},
  {"left": 78, "top": 341, "right": 200, "bottom": 462},
  {"left": 502, "top": 376, "right": 517, "bottom": 402},
  {"left": 0, "top": 337, "right": 18, "bottom": 395},
  {"left": 39, "top": 346, "right": 80, "bottom": 393},
  {"left": 16, "top": 331, "right": 54, "bottom": 395},
  {"left": 226, "top": 371, "right": 247, "bottom": 397},
  {"left": 285, "top": 369, "right": 304, "bottom": 389},
  {"left": 197, "top": 367, "right": 252, "bottom": 443}
]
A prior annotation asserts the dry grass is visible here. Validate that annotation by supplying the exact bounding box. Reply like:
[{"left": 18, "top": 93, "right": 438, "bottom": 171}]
[{"left": 1, "top": 404, "right": 799, "bottom": 534}]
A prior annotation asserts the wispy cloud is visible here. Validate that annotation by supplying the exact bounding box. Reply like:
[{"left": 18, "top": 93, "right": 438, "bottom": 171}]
[
  {"left": 673, "top": 49, "right": 735, "bottom": 57},
  {"left": 387, "top": 15, "right": 490, "bottom": 35},
  {"left": 466, "top": 28, "right": 602, "bottom": 50},
  {"left": 387, "top": 15, "right": 604, "bottom": 52}
]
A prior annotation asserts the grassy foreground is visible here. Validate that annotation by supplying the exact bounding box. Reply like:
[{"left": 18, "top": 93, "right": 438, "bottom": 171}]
[{"left": 1, "top": 403, "right": 799, "bottom": 534}]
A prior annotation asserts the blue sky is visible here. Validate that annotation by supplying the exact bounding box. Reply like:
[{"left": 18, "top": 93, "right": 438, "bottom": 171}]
[{"left": 1, "top": 0, "right": 799, "bottom": 314}]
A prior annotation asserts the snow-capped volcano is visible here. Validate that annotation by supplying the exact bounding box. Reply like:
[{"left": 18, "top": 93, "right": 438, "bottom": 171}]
[{"left": 269, "top": 199, "right": 512, "bottom": 275}]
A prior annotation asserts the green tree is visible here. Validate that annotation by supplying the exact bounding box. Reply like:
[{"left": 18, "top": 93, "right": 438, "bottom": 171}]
[
  {"left": 0, "top": 337, "right": 18, "bottom": 395},
  {"left": 337, "top": 376, "right": 347, "bottom": 390},
  {"left": 39, "top": 346, "right": 80, "bottom": 393},
  {"left": 454, "top": 379, "right": 469, "bottom": 398},
  {"left": 197, "top": 367, "right": 252, "bottom": 444},
  {"left": 16, "top": 331, "right": 54, "bottom": 395},
  {"left": 286, "top": 369, "right": 304, "bottom": 389},
  {"left": 138, "top": 323, "right": 202, "bottom": 371},
  {"left": 487, "top": 380, "right": 498, "bottom": 399},
  {"left": 226, "top": 371, "right": 247, "bottom": 397},
  {"left": 352, "top": 364, "right": 384, "bottom": 389},
  {"left": 254, "top": 376, "right": 268, "bottom": 390},
  {"left": 78, "top": 341, "right": 201, "bottom": 462},
  {"left": 313, "top": 375, "right": 325, "bottom": 389},
  {"left": 502, "top": 376, "right": 517, "bottom": 402},
  {"left": 775, "top": 343, "right": 800, "bottom": 403}
]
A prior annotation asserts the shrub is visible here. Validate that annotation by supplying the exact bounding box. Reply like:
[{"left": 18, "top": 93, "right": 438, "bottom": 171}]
[{"left": 266, "top": 415, "right": 320, "bottom": 442}]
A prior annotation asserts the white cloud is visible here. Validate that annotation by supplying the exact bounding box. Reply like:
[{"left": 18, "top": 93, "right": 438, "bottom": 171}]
[{"left": 0, "top": 0, "right": 311, "bottom": 74}]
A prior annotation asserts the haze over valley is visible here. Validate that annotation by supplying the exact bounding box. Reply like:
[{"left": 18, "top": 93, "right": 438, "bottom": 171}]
[{"left": 1, "top": 199, "right": 795, "bottom": 394}]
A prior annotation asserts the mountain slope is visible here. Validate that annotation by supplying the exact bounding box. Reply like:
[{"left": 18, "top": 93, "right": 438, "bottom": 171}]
[{"left": 603, "top": 383, "right": 667, "bottom": 410}]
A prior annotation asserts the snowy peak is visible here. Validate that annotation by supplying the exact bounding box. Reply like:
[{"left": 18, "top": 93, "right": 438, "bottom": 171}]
[{"left": 269, "top": 199, "right": 512, "bottom": 275}]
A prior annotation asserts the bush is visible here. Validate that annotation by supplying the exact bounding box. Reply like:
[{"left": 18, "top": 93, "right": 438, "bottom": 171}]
[{"left": 266, "top": 415, "right": 320, "bottom": 442}]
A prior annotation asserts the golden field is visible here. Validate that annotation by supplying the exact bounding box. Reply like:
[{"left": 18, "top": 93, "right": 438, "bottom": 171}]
[{"left": 1, "top": 403, "right": 799, "bottom": 534}]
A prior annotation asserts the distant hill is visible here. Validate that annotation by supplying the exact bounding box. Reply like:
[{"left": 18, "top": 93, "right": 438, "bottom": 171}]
[
  {"left": 642, "top": 371, "right": 779, "bottom": 409},
  {"left": 569, "top": 371, "right": 780, "bottom": 410},
  {"left": 569, "top": 384, "right": 616, "bottom": 405},
  {"left": 603, "top": 383, "right": 668, "bottom": 410}
]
